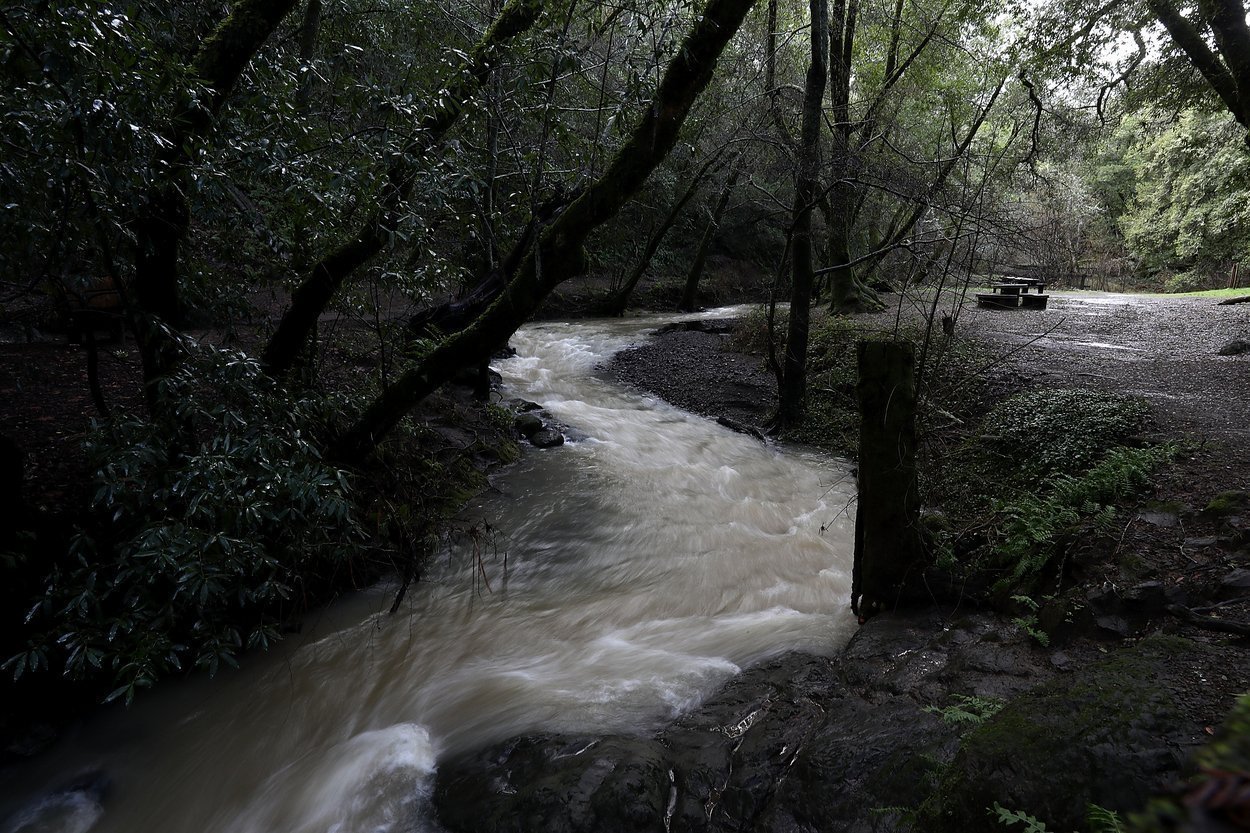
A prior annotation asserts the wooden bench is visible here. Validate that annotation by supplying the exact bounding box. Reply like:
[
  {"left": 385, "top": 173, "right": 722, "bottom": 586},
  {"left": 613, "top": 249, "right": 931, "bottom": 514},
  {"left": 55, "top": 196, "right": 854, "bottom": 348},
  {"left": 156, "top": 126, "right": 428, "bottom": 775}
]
[
  {"left": 978, "top": 280, "right": 1051, "bottom": 310},
  {"left": 976, "top": 292, "right": 1018, "bottom": 309},
  {"left": 998, "top": 275, "right": 1048, "bottom": 292}
]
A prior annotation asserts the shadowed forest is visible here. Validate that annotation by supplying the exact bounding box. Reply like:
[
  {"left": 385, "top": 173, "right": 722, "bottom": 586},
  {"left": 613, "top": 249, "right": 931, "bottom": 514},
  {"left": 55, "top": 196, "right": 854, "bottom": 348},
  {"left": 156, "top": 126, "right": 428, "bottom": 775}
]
[{"left": 1, "top": 0, "right": 1249, "bottom": 830}]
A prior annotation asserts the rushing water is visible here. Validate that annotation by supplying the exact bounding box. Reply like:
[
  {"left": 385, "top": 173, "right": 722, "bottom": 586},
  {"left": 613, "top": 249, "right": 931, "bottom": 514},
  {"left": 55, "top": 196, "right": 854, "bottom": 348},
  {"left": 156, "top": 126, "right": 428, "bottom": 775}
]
[{"left": 0, "top": 309, "right": 857, "bottom": 833}]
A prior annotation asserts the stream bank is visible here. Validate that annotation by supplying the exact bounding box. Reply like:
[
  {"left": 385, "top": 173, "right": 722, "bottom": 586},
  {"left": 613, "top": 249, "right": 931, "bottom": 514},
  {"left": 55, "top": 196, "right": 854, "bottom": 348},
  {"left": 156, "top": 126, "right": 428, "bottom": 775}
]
[
  {"left": 434, "top": 618, "right": 1224, "bottom": 833},
  {"left": 432, "top": 294, "right": 1250, "bottom": 832}
]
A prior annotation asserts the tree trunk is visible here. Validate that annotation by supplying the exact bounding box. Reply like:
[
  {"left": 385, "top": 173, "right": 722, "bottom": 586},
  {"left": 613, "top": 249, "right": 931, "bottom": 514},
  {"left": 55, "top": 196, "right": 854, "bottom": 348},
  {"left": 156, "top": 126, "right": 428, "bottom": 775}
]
[
  {"left": 603, "top": 148, "right": 730, "bottom": 316},
  {"left": 851, "top": 340, "right": 924, "bottom": 620},
  {"left": 606, "top": 186, "right": 698, "bottom": 316},
  {"left": 261, "top": 0, "right": 545, "bottom": 377},
  {"left": 329, "top": 0, "right": 757, "bottom": 461},
  {"left": 1150, "top": 0, "right": 1250, "bottom": 136},
  {"left": 295, "top": 0, "right": 322, "bottom": 111},
  {"left": 825, "top": 0, "right": 883, "bottom": 314},
  {"left": 678, "top": 164, "right": 741, "bottom": 312},
  {"left": 773, "top": 0, "right": 827, "bottom": 427},
  {"left": 819, "top": 77, "right": 1005, "bottom": 305},
  {"left": 131, "top": 0, "right": 299, "bottom": 413}
]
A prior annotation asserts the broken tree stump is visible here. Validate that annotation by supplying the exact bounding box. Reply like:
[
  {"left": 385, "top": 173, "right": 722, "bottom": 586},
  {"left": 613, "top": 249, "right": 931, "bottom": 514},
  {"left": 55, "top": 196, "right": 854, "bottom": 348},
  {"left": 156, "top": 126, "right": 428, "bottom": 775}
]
[{"left": 852, "top": 339, "right": 926, "bottom": 620}]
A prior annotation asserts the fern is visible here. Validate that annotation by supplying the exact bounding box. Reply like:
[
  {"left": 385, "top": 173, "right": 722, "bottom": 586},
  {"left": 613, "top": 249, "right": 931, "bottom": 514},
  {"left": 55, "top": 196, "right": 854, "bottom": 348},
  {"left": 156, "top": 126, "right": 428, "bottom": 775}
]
[
  {"left": 991, "top": 445, "right": 1172, "bottom": 590},
  {"left": 990, "top": 803, "right": 1053, "bottom": 832},
  {"left": 926, "top": 694, "right": 1006, "bottom": 726},
  {"left": 1086, "top": 804, "right": 1125, "bottom": 833}
]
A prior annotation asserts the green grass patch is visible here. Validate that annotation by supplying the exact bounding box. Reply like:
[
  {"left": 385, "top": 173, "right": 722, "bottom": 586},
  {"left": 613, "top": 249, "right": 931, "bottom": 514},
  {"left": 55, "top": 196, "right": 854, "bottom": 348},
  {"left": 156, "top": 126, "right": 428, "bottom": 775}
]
[{"left": 1127, "top": 286, "right": 1250, "bottom": 299}]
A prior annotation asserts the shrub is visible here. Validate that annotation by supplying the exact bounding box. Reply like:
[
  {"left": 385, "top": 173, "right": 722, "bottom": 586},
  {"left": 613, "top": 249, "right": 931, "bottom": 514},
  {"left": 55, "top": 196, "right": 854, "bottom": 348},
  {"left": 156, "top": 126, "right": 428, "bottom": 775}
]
[
  {"left": 5, "top": 343, "right": 363, "bottom": 702},
  {"left": 981, "top": 389, "right": 1150, "bottom": 481}
]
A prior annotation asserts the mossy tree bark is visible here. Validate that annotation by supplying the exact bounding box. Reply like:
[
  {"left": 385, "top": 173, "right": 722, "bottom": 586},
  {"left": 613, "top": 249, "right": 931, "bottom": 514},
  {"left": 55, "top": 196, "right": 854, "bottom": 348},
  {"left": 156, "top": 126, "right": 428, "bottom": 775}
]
[
  {"left": 131, "top": 0, "right": 299, "bottom": 413},
  {"left": 260, "top": 0, "right": 546, "bottom": 377},
  {"left": 773, "top": 0, "right": 827, "bottom": 427},
  {"left": 817, "top": 78, "right": 1003, "bottom": 313},
  {"left": 824, "top": 0, "right": 884, "bottom": 314},
  {"left": 821, "top": 0, "right": 963, "bottom": 314},
  {"left": 329, "top": 0, "right": 758, "bottom": 461},
  {"left": 677, "top": 163, "right": 742, "bottom": 312},
  {"left": 851, "top": 340, "right": 925, "bottom": 619}
]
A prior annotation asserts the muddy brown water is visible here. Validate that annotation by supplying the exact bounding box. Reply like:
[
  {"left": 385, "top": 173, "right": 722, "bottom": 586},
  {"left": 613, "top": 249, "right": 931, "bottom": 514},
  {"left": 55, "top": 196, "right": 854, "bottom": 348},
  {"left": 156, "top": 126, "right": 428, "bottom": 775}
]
[{"left": 0, "top": 309, "right": 857, "bottom": 833}]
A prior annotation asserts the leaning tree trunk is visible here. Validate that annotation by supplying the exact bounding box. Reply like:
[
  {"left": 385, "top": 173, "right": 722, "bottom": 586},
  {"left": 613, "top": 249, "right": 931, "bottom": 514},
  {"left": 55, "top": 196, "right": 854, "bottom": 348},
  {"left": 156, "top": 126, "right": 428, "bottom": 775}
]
[
  {"left": 851, "top": 339, "right": 925, "bottom": 620},
  {"left": 678, "top": 164, "right": 741, "bottom": 312},
  {"left": 329, "top": 0, "right": 757, "bottom": 462},
  {"left": 261, "top": 0, "right": 544, "bottom": 377},
  {"left": 1149, "top": 0, "right": 1250, "bottom": 136},
  {"left": 773, "top": 0, "right": 827, "bottom": 427},
  {"left": 604, "top": 192, "right": 696, "bottom": 317}
]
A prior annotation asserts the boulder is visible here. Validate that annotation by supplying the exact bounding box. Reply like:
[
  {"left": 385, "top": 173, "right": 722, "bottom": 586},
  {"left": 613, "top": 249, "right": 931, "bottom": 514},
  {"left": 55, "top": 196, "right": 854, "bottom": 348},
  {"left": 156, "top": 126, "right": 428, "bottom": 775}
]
[
  {"left": 529, "top": 429, "right": 565, "bottom": 448},
  {"left": 1217, "top": 567, "right": 1250, "bottom": 600},
  {"left": 514, "top": 413, "right": 543, "bottom": 437}
]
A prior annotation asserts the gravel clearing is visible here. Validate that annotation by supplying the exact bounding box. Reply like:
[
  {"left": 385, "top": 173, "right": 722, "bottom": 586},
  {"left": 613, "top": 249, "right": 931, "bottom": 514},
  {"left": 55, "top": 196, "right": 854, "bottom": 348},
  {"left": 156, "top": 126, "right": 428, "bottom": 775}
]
[{"left": 955, "top": 291, "right": 1250, "bottom": 444}]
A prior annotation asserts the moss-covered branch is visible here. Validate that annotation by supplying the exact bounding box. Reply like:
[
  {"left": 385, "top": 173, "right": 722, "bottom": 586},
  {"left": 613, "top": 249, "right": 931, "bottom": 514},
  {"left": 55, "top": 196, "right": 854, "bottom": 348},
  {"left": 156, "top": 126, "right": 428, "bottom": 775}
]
[
  {"left": 260, "top": 0, "right": 546, "bottom": 376},
  {"left": 1148, "top": 0, "right": 1245, "bottom": 127},
  {"left": 330, "top": 0, "right": 759, "bottom": 461},
  {"left": 132, "top": 0, "right": 299, "bottom": 413}
]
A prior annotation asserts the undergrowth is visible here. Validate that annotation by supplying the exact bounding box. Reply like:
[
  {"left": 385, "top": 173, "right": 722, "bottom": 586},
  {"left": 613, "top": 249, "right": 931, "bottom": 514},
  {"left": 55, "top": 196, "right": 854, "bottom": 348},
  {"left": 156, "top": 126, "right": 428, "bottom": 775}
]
[
  {"left": 930, "top": 385, "right": 1169, "bottom": 598},
  {"left": 731, "top": 306, "right": 987, "bottom": 455},
  {"left": 5, "top": 344, "right": 365, "bottom": 703}
]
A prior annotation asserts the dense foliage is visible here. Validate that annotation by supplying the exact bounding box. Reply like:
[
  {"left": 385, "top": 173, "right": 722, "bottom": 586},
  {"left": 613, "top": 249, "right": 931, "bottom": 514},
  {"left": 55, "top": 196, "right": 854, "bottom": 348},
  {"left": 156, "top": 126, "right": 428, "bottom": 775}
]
[{"left": 6, "top": 344, "right": 362, "bottom": 701}]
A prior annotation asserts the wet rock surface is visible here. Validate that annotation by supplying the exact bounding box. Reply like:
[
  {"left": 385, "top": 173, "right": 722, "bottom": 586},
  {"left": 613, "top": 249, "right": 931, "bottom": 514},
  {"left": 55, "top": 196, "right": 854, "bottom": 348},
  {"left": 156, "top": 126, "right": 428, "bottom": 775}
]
[
  {"left": 1218, "top": 338, "right": 1250, "bottom": 356},
  {"left": 434, "top": 613, "right": 1225, "bottom": 833},
  {"left": 529, "top": 428, "right": 565, "bottom": 448}
]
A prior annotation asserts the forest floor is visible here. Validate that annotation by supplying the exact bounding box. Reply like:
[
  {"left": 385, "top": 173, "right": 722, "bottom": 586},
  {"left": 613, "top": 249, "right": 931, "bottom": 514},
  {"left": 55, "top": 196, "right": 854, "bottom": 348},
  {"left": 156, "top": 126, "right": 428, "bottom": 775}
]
[{"left": 608, "top": 287, "right": 1250, "bottom": 766}]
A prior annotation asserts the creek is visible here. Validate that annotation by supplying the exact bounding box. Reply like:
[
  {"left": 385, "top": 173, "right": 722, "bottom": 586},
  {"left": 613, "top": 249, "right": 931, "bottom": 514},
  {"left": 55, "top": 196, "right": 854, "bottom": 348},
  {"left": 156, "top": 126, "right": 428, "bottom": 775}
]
[{"left": 0, "top": 308, "right": 857, "bottom": 833}]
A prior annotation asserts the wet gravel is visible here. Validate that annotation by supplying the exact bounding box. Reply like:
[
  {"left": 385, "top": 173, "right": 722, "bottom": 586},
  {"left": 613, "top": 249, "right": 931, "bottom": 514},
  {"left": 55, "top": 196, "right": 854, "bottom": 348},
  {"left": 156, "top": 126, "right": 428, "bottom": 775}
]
[
  {"left": 955, "top": 291, "right": 1250, "bottom": 443},
  {"left": 606, "top": 320, "right": 776, "bottom": 427}
]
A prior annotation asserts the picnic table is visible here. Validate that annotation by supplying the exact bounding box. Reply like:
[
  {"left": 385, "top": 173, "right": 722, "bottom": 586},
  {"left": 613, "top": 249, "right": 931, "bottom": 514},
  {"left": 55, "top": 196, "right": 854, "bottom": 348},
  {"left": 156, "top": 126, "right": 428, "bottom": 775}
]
[{"left": 976, "top": 279, "right": 1049, "bottom": 310}]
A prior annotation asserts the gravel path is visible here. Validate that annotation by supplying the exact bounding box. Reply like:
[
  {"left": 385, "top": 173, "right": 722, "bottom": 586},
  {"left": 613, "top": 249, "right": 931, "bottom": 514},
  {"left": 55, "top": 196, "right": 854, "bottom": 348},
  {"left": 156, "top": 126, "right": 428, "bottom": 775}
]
[
  {"left": 606, "top": 320, "right": 776, "bottom": 427},
  {"left": 608, "top": 292, "right": 1250, "bottom": 450}
]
